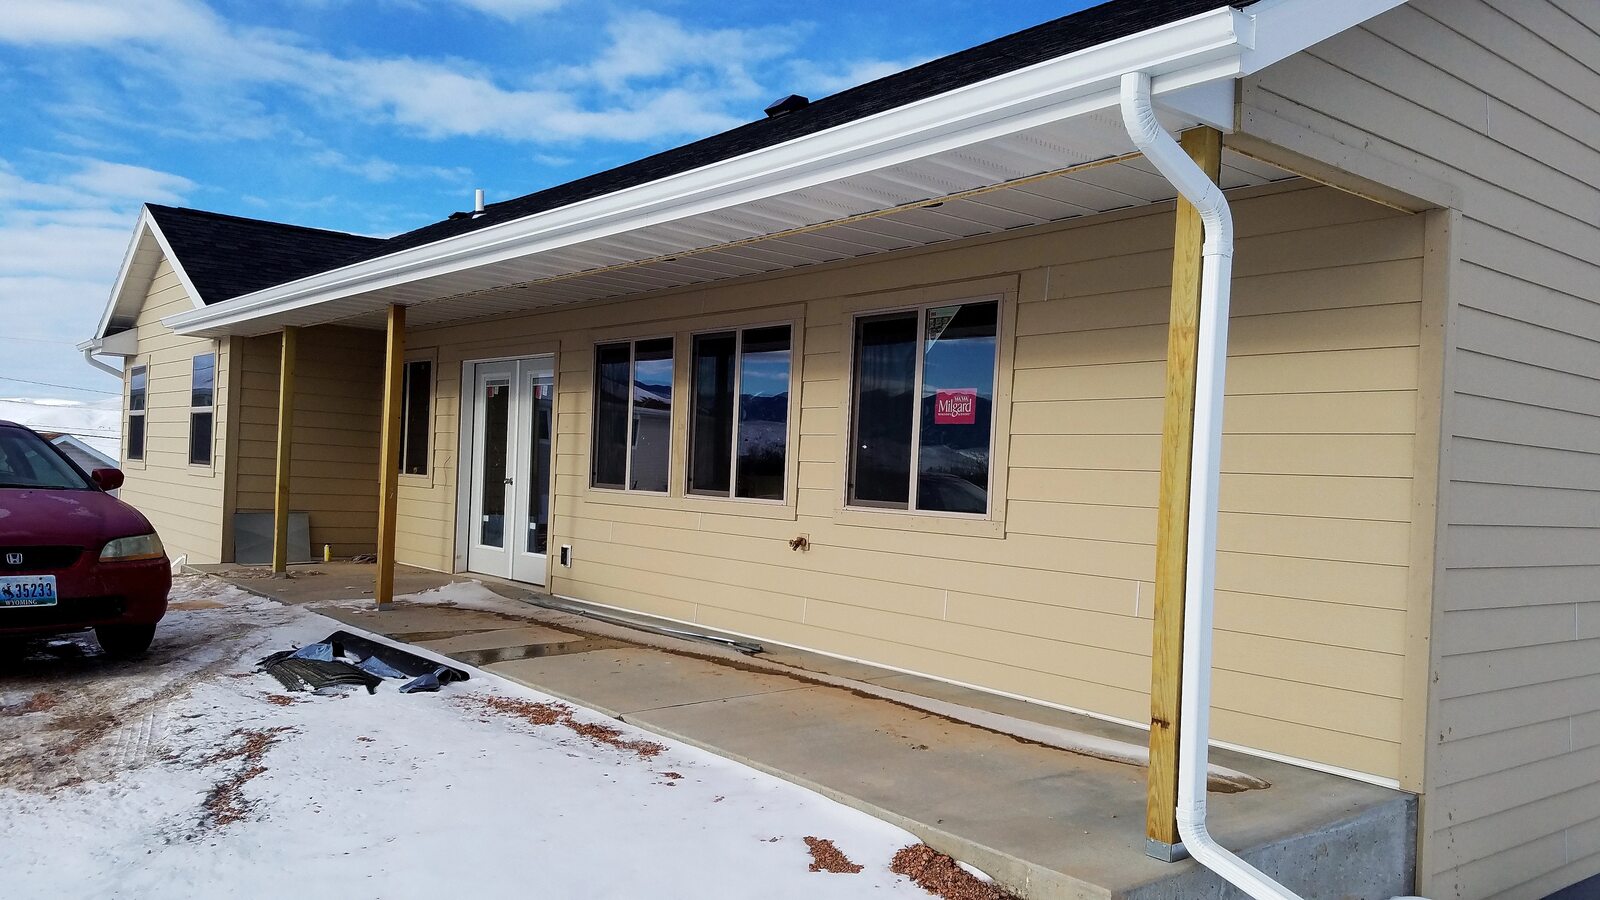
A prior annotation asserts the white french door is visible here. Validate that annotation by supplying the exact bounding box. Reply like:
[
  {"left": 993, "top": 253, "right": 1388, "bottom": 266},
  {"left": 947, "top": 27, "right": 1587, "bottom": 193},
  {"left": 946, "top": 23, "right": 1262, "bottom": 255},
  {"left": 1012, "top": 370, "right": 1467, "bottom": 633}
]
[{"left": 465, "top": 356, "right": 555, "bottom": 586}]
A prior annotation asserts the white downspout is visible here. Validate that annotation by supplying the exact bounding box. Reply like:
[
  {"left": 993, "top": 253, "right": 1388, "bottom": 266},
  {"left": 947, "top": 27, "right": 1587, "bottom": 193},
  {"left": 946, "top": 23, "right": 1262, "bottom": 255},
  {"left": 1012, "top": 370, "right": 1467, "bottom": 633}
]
[
  {"left": 82, "top": 345, "right": 123, "bottom": 379},
  {"left": 1118, "top": 71, "right": 1302, "bottom": 900}
]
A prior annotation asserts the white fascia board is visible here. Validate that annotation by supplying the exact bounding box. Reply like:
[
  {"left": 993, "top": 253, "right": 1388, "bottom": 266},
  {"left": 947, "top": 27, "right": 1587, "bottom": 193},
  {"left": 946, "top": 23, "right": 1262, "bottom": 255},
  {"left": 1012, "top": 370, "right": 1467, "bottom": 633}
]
[
  {"left": 166, "top": 7, "right": 1253, "bottom": 337},
  {"left": 91, "top": 207, "right": 207, "bottom": 341},
  {"left": 1237, "top": 0, "right": 1409, "bottom": 74}
]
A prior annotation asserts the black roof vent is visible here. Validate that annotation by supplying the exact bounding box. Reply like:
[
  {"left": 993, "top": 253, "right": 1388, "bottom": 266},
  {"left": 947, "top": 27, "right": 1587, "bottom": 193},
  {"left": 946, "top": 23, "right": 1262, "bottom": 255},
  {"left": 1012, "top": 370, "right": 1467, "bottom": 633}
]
[{"left": 763, "top": 94, "right": 810, "bottom": 118}]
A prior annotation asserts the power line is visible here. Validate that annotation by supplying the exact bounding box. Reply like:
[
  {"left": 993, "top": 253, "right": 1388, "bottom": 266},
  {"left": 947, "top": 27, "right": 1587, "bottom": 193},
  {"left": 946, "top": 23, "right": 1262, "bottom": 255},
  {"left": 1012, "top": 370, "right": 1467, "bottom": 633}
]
[{"left": 0, "top": 375, "right": 119, "bottom": 395}]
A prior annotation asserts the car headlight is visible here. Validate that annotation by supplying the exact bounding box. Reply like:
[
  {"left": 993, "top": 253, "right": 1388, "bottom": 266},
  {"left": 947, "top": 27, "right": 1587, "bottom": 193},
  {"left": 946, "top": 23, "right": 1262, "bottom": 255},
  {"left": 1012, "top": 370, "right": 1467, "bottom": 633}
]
[{"left": 100, "top": 533, "right": 165, "bottom": 562}]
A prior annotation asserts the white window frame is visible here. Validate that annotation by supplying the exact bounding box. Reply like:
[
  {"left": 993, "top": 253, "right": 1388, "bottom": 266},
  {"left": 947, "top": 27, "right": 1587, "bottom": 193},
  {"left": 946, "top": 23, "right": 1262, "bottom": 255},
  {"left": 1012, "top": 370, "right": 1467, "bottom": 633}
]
[
  {"left": 844, "top": 295, "right": 1003, "bottom": 520},
  {"left": 399, "top": 356, "right": 434, "bottom": 478},
  {"left": 126, "top": 363, "right": 148, "bottom": 463},
  {"left": 686, "top": 321, "right": 796, "bottom": 505},
  {"left": 188, "top": 352, "right": 216, "bottom": 467},
  {"left": 590, "top": 335, "right": 674, "bottom": 494}
]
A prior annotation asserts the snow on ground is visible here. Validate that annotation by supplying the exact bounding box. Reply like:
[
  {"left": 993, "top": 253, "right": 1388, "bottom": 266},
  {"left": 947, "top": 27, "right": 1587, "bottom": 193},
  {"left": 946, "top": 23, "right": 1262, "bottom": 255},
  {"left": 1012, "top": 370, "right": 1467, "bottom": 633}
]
[
  {"left": 0, "top": 396, "right": 122, "bottom": 458},
  {"left": 0, "top": 577, "right": 957, "bottom": 900}
]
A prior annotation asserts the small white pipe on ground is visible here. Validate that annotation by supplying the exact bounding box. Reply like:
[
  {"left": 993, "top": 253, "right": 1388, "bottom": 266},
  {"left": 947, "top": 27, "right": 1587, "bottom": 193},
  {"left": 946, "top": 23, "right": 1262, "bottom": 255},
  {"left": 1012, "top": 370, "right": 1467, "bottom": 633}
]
[{"left": 1118, "top": 70, "right": 1303, "bottom": 900}]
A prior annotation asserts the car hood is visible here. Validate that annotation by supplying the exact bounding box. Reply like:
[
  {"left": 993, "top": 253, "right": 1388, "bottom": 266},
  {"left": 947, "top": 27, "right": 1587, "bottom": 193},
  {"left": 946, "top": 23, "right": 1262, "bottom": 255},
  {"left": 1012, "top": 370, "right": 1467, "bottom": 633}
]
[{"left": 0, "top": 488, "right": 155, "bottom": 547}]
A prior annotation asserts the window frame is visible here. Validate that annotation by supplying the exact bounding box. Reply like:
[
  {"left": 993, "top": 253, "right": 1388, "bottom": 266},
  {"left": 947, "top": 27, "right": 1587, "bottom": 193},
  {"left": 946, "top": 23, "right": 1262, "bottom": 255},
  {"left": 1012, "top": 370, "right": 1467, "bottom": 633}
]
[
  {"left": 399, "top": 356, "right": 435, "bottom": 479},
  {"left": 686, "top": 321, "right": 796, "bottom": 506},
  {"left": 836, "top": 283, "right": 1014, "bottom": 536},
  {"left": 589, "top": 335, "right": 675, "bottom": 495},
  {"left": 126, "top": 362, "right": 148, "bottom": 465},
  {"left": 188, "top": 351, "right": 217, "bottom": 467}
]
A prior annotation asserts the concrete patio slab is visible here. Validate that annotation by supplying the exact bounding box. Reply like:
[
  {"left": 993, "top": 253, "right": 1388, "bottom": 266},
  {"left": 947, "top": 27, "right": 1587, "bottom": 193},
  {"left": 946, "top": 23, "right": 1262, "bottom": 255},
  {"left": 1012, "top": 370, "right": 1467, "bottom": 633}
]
[
  {"left": 206, "top": 566, "right": 1416, "bottom": 899},
  {"left": 487, "top": 647, "right": 809, "bottom": 717}
]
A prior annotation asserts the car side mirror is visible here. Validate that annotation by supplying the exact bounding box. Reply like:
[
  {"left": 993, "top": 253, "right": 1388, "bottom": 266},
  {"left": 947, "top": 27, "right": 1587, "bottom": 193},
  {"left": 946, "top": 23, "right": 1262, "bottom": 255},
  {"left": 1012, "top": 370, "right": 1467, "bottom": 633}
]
[{"left": 91, "top": 468, "right": 124, "bottom": 492}]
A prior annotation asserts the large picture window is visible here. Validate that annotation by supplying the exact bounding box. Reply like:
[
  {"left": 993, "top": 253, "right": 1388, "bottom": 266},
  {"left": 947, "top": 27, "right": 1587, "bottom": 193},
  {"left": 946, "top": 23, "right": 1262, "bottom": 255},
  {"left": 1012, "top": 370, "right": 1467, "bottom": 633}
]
[
  {"left": 188, "top": 353, "right": 215, "bottom": 465},
  {"left": 688, "top": 325, "right": 791, "bottom": 501},
  {"left": 400, "top": 359, "right": 432, "bottom": 475},
  {"left": 848, "top": 299, "right": 998, "bottom": 515},
  {"left": 127, "top": 364, "right": 147, "bottom": 461},
  {"left": 591, "top": 338, "right": 673, "bottom": 492}
]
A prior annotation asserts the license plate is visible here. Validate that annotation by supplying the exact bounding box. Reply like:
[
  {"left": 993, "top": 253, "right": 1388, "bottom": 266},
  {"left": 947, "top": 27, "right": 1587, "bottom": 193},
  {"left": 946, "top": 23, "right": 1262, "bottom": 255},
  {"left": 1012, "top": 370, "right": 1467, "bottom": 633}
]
[{"left": 0, "top": 575, "right": 57, "bottom": 608}]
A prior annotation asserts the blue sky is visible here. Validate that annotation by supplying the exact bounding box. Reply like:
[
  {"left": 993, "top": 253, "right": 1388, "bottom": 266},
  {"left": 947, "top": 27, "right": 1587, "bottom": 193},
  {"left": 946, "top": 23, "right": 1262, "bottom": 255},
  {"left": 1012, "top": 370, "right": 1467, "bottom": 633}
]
[{"left": 0, "top": 0, "right": 1095, "bottom": 402}]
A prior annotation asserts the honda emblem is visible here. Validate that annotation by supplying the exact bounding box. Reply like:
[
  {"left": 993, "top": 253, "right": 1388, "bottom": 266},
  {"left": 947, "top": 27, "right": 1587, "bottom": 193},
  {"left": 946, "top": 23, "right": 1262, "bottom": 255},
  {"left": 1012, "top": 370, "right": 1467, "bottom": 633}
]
[{"left": 4, "top": 553, "right": 21, "bottom": 566}]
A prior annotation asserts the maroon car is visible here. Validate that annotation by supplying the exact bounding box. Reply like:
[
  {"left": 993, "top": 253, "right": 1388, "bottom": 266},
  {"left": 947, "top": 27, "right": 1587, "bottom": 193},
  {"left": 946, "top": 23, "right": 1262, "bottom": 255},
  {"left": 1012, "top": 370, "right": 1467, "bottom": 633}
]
[{"left": 0, "top": 420, "right": 171, "bottom": 657}]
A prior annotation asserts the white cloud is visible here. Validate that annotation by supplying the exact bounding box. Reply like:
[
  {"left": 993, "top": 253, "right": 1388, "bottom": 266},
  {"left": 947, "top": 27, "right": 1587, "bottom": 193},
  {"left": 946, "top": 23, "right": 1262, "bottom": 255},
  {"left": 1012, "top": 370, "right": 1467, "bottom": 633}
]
[
  {"left": 62, "top": 159, "right": 195, "bottom": 203},
  {"left": 449, "top": 0, "right": 565, "bottom": 20},
  {"left": 1, "top": 1, "right": 803, "bottom": 146},
  {"left": 0, "top": 155, "right": 193, "bottom": 397},
  {"left": 788, "top": 56, "right": 929, "bottom": 97}
]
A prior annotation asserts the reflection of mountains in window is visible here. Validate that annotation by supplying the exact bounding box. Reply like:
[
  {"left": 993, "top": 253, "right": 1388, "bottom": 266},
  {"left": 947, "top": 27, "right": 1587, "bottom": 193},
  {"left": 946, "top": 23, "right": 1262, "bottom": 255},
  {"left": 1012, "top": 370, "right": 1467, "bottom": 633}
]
[{"left": 627, "top": 381, "right": 672, "bottom": 409}]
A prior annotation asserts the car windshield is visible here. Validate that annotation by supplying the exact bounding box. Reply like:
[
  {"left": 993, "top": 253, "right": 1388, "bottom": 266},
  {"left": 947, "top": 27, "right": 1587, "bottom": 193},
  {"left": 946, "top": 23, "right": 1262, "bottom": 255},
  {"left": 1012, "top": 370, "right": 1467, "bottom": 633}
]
[{"left": 0, "top": 427, "right": 94, "bottom": 490}]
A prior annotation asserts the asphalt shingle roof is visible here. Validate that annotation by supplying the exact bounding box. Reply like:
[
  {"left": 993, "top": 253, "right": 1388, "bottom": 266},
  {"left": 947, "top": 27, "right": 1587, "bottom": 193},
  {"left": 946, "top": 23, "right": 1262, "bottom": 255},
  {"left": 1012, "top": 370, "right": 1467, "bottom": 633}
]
[
  {"left": 153, "top": 0, "right": 1257, "bottom": 304},
  {"left": 145, "top": 205, "right": 385, "bottom": 304}
]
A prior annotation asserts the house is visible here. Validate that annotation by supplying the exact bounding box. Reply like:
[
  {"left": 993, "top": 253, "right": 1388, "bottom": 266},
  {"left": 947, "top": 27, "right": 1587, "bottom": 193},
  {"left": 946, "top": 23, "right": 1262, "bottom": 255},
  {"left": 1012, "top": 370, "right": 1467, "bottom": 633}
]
[
  {"left": 39, "top": 432, "right": 117, "bottom": 477},
  {"left": 76, "top": 1, "right": 1600, "bottom": 897}
]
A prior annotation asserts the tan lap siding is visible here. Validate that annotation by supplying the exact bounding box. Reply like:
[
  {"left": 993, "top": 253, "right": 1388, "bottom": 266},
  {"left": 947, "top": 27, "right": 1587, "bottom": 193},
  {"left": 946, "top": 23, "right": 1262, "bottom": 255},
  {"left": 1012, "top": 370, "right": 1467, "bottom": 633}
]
[
  {"left": 115, "top": 258, "right": 228, "bottom": 565},
  {"left": 233, "top": 326, "right": 383, "bottom": 559},
  {"left": 396, "top": 182, "right": 1421, "bottom": 780},
  {"left": 1247, "top": 1, "right": 1600, "bottom": 895}
]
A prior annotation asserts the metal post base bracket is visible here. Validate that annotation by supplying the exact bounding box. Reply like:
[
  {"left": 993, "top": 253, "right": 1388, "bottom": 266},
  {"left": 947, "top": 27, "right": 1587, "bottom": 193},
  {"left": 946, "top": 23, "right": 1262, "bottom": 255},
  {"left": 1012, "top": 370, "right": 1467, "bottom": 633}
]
[{"left": 1146, "top": 838, "right": 1190, "bottom": 863}]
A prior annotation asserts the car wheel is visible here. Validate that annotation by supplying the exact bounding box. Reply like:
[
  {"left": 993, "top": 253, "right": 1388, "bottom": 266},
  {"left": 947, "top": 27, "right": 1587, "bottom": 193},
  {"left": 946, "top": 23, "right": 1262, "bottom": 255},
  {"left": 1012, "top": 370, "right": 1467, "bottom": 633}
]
[{"left": 95, "top": 624, "right": 157, "bottom": 659}]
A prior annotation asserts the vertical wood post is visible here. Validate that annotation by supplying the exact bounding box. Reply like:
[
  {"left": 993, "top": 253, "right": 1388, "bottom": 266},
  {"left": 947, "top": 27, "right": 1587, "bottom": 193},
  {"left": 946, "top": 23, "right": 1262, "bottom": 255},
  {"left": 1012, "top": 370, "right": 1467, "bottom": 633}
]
[
  {"left": 375, "top": 304, "right": 405, "bottom": 607},
  {"left": 272, "top": 327, "right": 299, "bottom": 575},
  {"left": 1146, "top": 126, "right": 1222, "bottom": 858}
]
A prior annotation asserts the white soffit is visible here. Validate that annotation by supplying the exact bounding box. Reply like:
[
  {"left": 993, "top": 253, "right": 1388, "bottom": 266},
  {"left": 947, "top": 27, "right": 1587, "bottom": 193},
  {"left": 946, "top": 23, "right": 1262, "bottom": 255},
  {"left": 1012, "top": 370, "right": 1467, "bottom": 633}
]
[{"left": 163, "top": 0, "right": 1400, "bottom": 339}]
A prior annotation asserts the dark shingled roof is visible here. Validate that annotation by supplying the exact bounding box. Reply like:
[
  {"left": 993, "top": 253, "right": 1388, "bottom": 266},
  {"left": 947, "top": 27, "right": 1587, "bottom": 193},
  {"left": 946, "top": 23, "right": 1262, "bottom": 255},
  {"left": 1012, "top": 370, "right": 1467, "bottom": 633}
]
[
  {"left": 145, "top": 205, "right": 385, "bottom": 304},
  {"left": 158, "top": 0, "right": 1256, "bottom": 303}
]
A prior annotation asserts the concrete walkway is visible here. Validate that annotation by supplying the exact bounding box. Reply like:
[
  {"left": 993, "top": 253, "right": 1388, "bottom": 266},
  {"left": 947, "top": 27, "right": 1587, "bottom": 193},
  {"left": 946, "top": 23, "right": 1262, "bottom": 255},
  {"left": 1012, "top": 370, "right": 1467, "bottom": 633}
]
[{"left": 199, "top": 562, "right": 1415, "bottom": 900}]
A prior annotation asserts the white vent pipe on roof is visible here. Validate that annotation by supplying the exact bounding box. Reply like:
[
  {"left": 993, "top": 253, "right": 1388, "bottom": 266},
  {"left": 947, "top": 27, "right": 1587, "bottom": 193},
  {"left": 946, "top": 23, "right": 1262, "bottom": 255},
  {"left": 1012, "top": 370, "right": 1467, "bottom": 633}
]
[
  {"left": 473, "top": 189, "right": 485, "bottom": 215},
  {"left": 1117, "top": 71, "right": 1302, "bottom": 900}
]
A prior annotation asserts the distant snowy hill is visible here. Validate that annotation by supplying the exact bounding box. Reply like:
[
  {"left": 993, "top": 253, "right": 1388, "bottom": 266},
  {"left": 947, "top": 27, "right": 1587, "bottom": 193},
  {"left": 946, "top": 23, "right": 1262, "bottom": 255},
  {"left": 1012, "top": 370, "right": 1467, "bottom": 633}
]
[{"left": 0, "top": 397, "right": 122, "bottom": 459}]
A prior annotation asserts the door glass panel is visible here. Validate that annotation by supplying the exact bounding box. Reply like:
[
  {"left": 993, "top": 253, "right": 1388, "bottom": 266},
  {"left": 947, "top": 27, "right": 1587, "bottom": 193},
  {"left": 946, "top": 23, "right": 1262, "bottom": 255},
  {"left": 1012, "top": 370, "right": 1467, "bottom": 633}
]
[
  {"left": 849, "top": 312, "right": 917, "bottom": 507},
  {"left": 527, "top": 374, "right": 553, "bottom": 555},
  {"left": 629, "top": 338, "right": 673, "bottom": 492},
  {"left": 917, "top": 301, "right": 997, "bottom": 514},
  {"left": 479, "top": 379, "right": 510, "bottom": 547},
  {"left": 689, "top": 332, "right": 736, "bottom": 496},
  {"left": 735, "top": 325, "right": 791, "bottom": 500}
]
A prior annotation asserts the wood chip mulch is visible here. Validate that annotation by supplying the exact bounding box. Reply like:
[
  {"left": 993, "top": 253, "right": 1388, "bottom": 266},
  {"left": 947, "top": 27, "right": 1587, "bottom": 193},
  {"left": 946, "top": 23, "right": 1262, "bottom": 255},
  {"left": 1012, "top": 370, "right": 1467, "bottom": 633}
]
[
  {"left": 0, "top": 691, "right": 62, "bottom": 717},
  {"left": 199, "top": 727, "right": 296, "bottom": 829},
  {"left": 804, "top": 836, "right": 864, "bottom": 874},
  {"left": 891, "top": 844, "right": 1017, "bottom": 900},
  {"left": 463, "top": 696, "right": 666, "bottom": 760}
]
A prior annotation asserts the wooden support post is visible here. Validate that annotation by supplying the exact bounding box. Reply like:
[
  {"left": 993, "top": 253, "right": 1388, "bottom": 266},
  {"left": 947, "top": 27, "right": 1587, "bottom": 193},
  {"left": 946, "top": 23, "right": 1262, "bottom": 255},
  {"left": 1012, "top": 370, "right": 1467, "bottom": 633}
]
[
  {"left": 1146, "top": 126, "right": 1222, "bottom": 858},
  {"left": 375, "top": 304, "right": 405, "bottom": 607},
  {"left": 272, "top": 327, "right": 298, "bottom": 575}
]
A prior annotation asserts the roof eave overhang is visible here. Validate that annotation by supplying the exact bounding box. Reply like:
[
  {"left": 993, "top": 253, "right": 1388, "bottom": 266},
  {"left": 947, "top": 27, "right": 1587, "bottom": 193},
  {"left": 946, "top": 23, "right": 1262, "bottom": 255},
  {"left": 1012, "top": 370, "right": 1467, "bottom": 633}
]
[
  {"left": 163, "top": 0, "right": 1408, "bottom": 339},
  {"left": 165, "top": 6, "right": 1256, "bottom": 339}
]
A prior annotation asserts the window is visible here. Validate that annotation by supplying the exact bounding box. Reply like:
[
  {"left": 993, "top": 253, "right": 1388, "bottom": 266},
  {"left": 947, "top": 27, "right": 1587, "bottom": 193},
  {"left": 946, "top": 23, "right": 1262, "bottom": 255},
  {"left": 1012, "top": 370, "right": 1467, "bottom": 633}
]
[
  {"left": 848, "top": 299, "right": 999, "bottom": 515},
  {"left": 188, "top": 353, "right": 215, "bottom": 465},
  {"left": 127, "top": 364, "right": 147, "bottom": 461},
  {"left": 689, "top": 325, "right": 792, "bottom": 501},
  {"left": 591, "top": 338, "right": 673, "bottom": 492},
  {"left": 400, "top": 359, "right": 432, "bottom": 475}
]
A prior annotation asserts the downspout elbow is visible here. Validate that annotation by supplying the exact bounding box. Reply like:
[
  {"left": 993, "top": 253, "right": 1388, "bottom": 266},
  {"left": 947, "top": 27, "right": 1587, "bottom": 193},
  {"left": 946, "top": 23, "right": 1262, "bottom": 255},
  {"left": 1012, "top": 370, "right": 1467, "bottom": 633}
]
[
  {"left": 1118, "top": 72, "right": 1234, "bottom": 256},
  {"left": 82, "top": 345, "right": 123, "bottom": 379}
]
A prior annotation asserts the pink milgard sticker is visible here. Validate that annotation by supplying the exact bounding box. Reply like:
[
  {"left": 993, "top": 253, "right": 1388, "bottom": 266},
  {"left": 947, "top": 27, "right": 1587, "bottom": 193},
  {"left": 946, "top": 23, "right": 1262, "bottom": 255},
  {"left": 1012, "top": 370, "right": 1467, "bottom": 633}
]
[{"left": 934, "top": 389, "right": 977, "bottom": 425}]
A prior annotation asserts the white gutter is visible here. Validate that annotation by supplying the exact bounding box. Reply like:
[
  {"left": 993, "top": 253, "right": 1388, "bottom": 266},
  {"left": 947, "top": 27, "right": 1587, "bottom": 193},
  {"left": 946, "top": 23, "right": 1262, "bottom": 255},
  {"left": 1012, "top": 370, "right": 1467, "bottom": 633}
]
[{"left": 1118, "top": 71, "right": 1300, "bottom": 900}]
